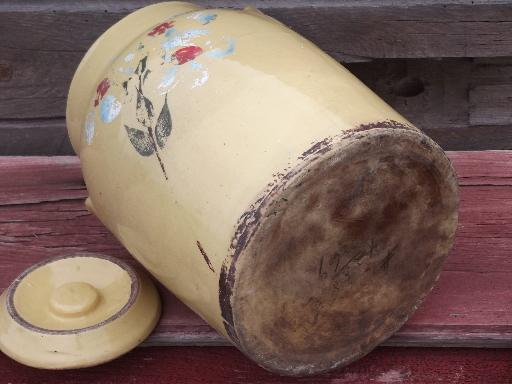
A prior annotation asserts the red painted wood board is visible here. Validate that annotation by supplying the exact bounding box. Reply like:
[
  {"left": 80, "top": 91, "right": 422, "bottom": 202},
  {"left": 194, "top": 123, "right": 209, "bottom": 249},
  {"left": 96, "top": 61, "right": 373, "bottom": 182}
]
[
  {"left": 1, "top": 346, "right": 511, "bottom": 384},
  {"left": 0, "top": 152, "right": 512, "bottom": 347}
]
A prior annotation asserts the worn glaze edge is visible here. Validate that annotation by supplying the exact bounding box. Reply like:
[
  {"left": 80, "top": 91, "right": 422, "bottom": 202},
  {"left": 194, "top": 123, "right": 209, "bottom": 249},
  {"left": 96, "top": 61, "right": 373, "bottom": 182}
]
[
  {"left": 218, "top": 120, "right": 425, "bottom": 345},
  {"left": 6, "top": 253, "right": 140, "bottom": 335}
]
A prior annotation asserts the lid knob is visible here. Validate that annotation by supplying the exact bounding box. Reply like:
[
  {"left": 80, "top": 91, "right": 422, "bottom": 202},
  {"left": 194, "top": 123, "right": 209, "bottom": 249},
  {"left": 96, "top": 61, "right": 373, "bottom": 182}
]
[
  {"left": 0, "top": 253, "right": 161, "bottom": 369},
  {"left": 49, "top": 282, "right": 100, "bottom": 317}
]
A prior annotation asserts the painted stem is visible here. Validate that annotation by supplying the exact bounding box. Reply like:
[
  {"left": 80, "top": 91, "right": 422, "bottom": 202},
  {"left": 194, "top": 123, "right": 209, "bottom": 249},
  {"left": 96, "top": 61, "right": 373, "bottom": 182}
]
[
  {"left": 138, "top": 71, "right": 168, "bottom": 181},
  {"left": 147, "top": 126, "right": 168, "bottom": 180}
]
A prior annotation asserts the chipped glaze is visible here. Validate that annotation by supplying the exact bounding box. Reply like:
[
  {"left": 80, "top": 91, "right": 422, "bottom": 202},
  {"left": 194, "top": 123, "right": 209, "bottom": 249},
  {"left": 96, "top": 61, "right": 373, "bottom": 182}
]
[{"left": 66, "top": 2, "right": 458, "bottom": 376}]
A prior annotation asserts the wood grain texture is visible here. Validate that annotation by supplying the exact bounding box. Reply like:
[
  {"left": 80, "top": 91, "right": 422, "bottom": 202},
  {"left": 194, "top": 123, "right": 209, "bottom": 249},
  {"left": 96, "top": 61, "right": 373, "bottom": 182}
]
[
  {"left": 3, "top": 57, "right": 512, "bottom": 154},
  {"left": 470, "top": 59, "right": 512, "bottom": 127},
  {"left": 1, "top": 152, "right": 512, "bottom": 348},
  {"left": 1, "top": 2, "right": 512, "bottom": 154},
  {"left": 0, "top": 48, "right": 80, "bottom": 119},
  {"left": 0, "top": 119, "right": 73, "bottom": 155},
  {"left": 1, "top": 346, "right": 512, "bottom": 384},
  {"left": 350, "top": 58, "right": 511, "bottom": 152},
  {"left": 3, "top": 119, "right": 511, "bottom": 155},
  {"left": 423, "top": 126, "right": 512, "bottom": 151},
  {"left": 1, "top": 0, "right": 512, "bottom": 153},
  {"left": 3, "top": 1, "right": 512, "bottom": 59}
]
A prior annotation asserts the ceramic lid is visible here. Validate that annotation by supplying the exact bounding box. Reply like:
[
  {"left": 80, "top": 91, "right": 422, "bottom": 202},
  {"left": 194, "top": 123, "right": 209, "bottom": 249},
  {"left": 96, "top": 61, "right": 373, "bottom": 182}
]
[{"left": 0, "top": 253, "right": 161, "bottom": 369}]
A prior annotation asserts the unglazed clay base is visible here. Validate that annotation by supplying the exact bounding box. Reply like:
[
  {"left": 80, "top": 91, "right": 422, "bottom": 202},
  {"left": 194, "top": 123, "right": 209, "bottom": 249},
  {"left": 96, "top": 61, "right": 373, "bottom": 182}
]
[
  {"left": 0, "top": 254, "right": 161, "bottom": 369},
  {"left": 222, "top": 127, "right": 459, "bottom": 375}
]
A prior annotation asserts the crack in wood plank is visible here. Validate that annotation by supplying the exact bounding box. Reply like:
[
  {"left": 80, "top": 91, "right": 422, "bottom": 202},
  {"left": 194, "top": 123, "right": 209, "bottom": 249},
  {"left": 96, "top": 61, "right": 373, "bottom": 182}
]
[{"left": 0, "top": 152, "right": 511, "bottom": 347}]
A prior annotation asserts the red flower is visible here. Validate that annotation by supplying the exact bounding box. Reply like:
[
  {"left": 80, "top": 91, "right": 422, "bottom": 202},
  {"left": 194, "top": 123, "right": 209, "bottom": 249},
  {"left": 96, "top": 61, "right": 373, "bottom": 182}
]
[
  {"left": 94, "top": 78, "right": 110, "bottom": 107},
  {"left": 148, "top": 21, "right": 174, "bottom": 36},
  {"left": 174, "top": 46, "right": 203, "bottom": 65}
]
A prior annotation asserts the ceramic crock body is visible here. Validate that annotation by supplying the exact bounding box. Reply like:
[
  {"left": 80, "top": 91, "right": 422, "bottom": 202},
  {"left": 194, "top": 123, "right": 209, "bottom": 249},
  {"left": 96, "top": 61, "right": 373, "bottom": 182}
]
[{"left": 67, "top": 2, "right": 459, "bottom": 376}]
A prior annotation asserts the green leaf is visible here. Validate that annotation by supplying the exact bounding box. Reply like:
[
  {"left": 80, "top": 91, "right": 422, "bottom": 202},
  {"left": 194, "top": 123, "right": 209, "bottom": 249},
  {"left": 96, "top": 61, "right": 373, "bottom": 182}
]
[
  {"left": 155, "top": 94, "right": 172, "bottom": 149},
  {"left": 136, "top": 87, "right": 154, "bottom": 128},
  {"left": 125, "top": 125, "right": 154, "bottom": 156},
  {"left": 135, "top": 56, "right": 147, "bottom": 75},
  {"left": 143, "top": 69, "right": 151, "bottom": 84},
  {"left": 122, "top": 80, "right": 129, "bottom": 95}
]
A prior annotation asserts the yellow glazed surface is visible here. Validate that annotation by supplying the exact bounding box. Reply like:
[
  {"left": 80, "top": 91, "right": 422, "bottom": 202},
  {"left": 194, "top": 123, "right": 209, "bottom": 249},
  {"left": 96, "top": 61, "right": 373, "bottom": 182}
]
[
  {"left": 66, "top": 2, "right": 458, "bottom": 375},
  {"left": 0, "top": 254, "right": 160, "bottom": 369},
  {"left": 68, "top": 0, "right": 407, "bottom": 332},
  {"left": 14, "top": 257, "right": 132, "bottom": 330}
]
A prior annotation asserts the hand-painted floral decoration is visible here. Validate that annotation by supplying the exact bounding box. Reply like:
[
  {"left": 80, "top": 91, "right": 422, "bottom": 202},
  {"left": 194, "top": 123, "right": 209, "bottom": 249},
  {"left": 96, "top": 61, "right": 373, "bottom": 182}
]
[
  {"left": 84, "top": 111, "right": 95, "bottom": 145},
  {"left": 124, "top": 53, "right": 135, "bottom": 62},
  {"left": 100, "top": 95, "right": 122, "bottom": 123},
  {"left": 162, "top": 29, "right": 208, "bottom": 59},
  {"left": 94, "top": 78, "right": 110, "bottom": 106},
  {"left": 173, "top": 46, "right": 203, "bottom": 65},
  {"left": 124, "top": 56, "right": 172, "bottom": 180},
  {"left": 197, "top": 13, "right": 217, "bottom": 25},
  {"left": 83, "top": 12, "right": 236, "bottom": 180},
  {"left": 208, "top": 39, "right": 236, "bottom": 58},
  {"left": 187, "top": 12, "right": 218, "bottom": 25},
  {"left": 148, "top": 21, "right": 174, "bottom": 36}
]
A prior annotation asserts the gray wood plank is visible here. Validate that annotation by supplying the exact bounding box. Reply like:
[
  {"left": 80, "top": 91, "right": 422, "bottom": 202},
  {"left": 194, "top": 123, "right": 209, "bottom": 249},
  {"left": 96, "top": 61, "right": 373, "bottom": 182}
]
[
  {"left": 0, "top": 47, "right": 81, "bottom": 119},
  {"left": 351, "top": 58, "right": 471, "bottom": 130},
  {"left": 470, "top": 85, "right": 512, "bottom": 126},
  {"left": 0, "top": 119, "right": 72, "bottom": 155},
  {"left": 2, "top": 1, "right": 512, "bottom": 57},
  {"left": 2, "top": 1, "right": 512, "bottom": 120},
  {"left": 424, "top": 126, "right": 512, "bottom": 151},
  {"left": 1, "top": 122, "right": 511, "bottom": 155},
  {"left": 470, "top": 58, "right": 512, "bottom": 126},
  {"left": 2, "top": 56, "right": 512, "bottom": 154}
]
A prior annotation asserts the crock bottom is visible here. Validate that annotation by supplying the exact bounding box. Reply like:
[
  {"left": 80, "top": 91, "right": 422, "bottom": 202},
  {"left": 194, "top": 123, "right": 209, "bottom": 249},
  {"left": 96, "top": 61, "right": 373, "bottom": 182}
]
[{"left": 222, "top": 127, "right": 459, "bottom": 376}]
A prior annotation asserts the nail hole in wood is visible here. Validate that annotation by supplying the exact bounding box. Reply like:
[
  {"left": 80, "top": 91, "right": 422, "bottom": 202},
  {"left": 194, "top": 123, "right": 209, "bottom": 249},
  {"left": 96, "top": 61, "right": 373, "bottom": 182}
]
[
  {"left": 392, "top": 76, "right": 425, "bottom": 97},
  {"left": 0, "top": 63, "right": 13, "bottom": 82}
]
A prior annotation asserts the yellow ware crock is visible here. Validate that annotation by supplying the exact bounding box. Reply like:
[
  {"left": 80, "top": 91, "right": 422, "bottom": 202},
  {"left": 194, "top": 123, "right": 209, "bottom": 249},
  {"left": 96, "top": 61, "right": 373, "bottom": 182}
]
[{"left": 66, "top": 2, "right": 458, "bottom": 376}]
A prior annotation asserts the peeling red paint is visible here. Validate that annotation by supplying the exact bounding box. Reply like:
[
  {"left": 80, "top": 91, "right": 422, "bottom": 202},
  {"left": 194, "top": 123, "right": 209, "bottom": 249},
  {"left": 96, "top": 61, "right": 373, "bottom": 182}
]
[
  {"left": 94, "top": 78, "right": 110, "bottom": 107},
  {"left": 174, "top": 46, "right": 203, "bottom": 65},
  {"left": 148, "top": 21, "right": 174, "bottom": 36}
]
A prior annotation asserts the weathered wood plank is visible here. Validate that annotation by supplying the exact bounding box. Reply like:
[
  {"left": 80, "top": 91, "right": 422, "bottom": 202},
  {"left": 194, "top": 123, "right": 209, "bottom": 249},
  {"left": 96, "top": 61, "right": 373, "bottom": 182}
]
[
  {"left": 351, "top": 58, "right": 471, "bottom": 130},
  {"left": 3, "top": 1, "right": 512, "bottom": 59},
  {"left": 470, "top": 60, "right": 512, "bottom": 126},
  {"left": 1, "top": 152, "right": 512, "bottom": 347},
  {"left": 0, "top": 156, "right": 85, "bottom": 205},
  {"left": 2, "top": 2, "right": 512, "bottom": 154},
  {"left": 448, "top": 150, "right": 512, "bottom": 185},
  {"left": 2, "top": 346, "right": 512, "bottom": 383},
  {"left": 423, "top": 126, "right": 512, "bottom": 151},
  {"left": 3, "top": 57, "right": 512, "bottom": 154},
  {"left": 0, "top": 119, "right": 72, "bottom": 155},
  {"left": 1, "top": 31, "right": 470, "bottom": 120},
  {"left": 0, "top": 48, "right": 80, "bottom": 119},
  {"left": 3, "top": 121, "right": 511, "bottom": 155}
]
